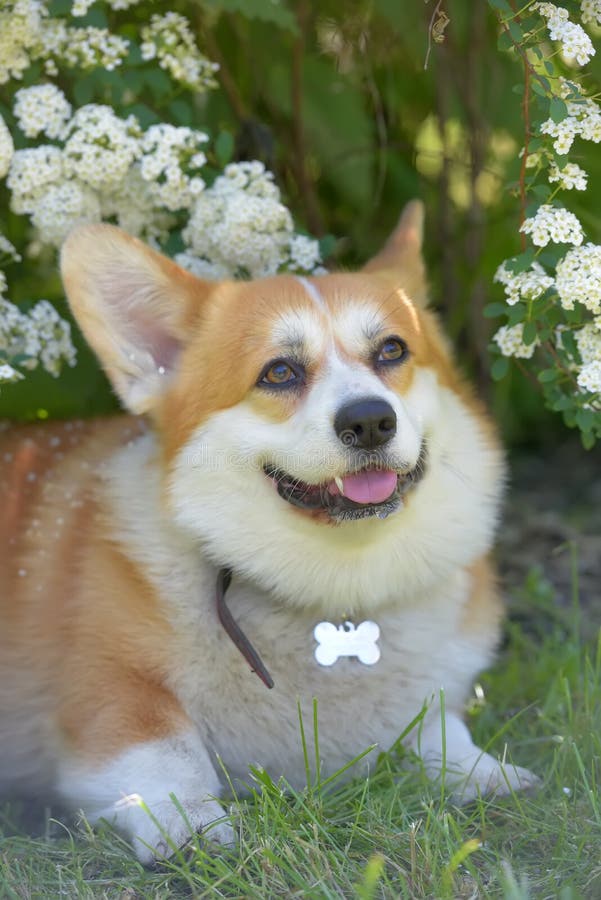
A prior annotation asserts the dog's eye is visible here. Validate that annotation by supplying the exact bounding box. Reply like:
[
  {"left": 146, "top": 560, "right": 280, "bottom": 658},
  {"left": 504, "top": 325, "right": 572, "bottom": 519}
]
[
  {"left": 258, "top": 359, "right": 303, "bottom": 388},
  {"left": 376, "top": 336, "right": 409, "bottom": 365}
]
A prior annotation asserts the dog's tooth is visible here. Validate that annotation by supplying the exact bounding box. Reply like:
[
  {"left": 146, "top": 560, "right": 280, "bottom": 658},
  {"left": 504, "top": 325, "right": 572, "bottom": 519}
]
[{"left": 334, "top": 476, "right": 344, "bottom": 494}]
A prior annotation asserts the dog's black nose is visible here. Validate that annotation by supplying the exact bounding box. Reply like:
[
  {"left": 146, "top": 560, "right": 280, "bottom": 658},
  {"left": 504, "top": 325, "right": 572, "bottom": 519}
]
[{"left": 334, "top": 398, "right": 397, "bottom": 449}]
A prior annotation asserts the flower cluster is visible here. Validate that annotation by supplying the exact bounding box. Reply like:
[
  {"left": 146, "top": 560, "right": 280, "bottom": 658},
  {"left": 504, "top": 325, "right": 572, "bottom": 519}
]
[
  {"left": 71, "top": 0, "right": 143, "bottom": 14},
  {"left": 555, "top": 244, "right": 601, "bottom": 314},
  {"left": 0, "top": 234, "right": 21, "bottom": 264},
  {"left": 140, "top": 13, "right": 219, "bottom": 92},
  {"left": 0, "top": 113, "right": 14, "bottom": 178},
  {"left": 62, "top": 104, "right": 141, "bottom": 190},
  {"left": 520, "top": 204, "right": 583, "bottom": 247},
  {"left": 491, "top": 0, "right": 601, "bottom": 439},
  {"left": 0, "top": 0, "right": 46, "bottom": 84},
  {"left": 541, "top": 94, "right": 601, "bottom": 155},
  {"left": 494, "top": 323, "right": 540, "bottom": 358},
  {"left": 42, "top": 20, "right": 129, "bottom": 72},
  {"left": 580, "top": 0, "right": 601, "bottom": 26},
  {"left": 548, "top": 161, "right": 587, "bottom": 190},
  {"left": 13, "top": 84, "right": 72, "bottom": 139},
  {"left": 535, "top": 3, "right": 595, "bottom": 65},
  {"left": 494, "top": 261, "right": 554, "bottom": 306},
  {"left": 180, "top": 162, "right": 321, "bottom": 279},
  {"left": 0, "top": 293, "right": 77, "bottom": 383},
  {"left": 139, "top": 124, "right": 207, "bottom": 211},
  {"left": 0, "top": 0, "right": 130, "bottom": 84},
  {"left": 576, "top": 319, "right": 601, "bottom": 394}
]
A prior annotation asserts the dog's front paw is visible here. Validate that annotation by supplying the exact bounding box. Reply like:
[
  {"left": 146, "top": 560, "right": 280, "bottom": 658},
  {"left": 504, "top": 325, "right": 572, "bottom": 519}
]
[
  {"left": 121, "top": 795, "right": 235, "bottom": 865},
  {"left": 449, "top": 759, "right": 541, "bottom": 805}
]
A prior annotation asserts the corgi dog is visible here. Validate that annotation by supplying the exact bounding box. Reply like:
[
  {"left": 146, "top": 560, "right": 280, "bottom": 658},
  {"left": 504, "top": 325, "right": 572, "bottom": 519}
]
[{"left": 0, "top": 202, "right": 537, "bottom": 863}]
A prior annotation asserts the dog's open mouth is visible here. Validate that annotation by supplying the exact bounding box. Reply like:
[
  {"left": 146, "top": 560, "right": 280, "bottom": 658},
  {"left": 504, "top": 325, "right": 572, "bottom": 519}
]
[{"left": 263, "top": 445, "right": 427, "bottom": 521}]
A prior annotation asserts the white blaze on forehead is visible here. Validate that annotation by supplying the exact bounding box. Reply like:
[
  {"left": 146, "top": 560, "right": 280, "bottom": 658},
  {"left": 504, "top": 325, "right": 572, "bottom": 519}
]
[
  {"left": 270, "top": 305, "right": 327, "bottom": 353},
  {"left": 296, "top": 275, "right": 328, "bottom": 314},
  {"left": 332, "top": 302, "right": 383, "bottom": 355},
  {"left": 332, "top": 290, "right": 420, "bottom": 355}
]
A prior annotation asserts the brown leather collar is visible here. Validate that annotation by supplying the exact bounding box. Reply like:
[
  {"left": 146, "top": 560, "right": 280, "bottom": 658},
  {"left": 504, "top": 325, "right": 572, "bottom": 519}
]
[{"left": 216, "top": 568, "right": 274, "bottom": 689}]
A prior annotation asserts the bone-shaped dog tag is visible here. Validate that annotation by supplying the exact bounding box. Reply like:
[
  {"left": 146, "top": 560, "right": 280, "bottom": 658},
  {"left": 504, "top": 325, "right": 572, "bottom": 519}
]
[{"left": 313, "top": 621, "right": 381, "bottom": 666}]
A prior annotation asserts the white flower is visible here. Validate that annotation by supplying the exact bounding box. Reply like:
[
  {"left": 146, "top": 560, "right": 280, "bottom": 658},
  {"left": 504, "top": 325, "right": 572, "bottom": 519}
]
[
  {"left": 0, "top": 297, "right": 77, "bottom": 376},
  {"left": 138, "top": 124, "right": 208, "bottom": 211},
  {"left": 174, "top": 252, "right": 231, "bottom": 280},
  {"left": 535, "top": 3, "right": 595, "bottom": 65},
  {"left": 100, "top": 167, "right": 174, "bottom": 243},
  {"left": 72, "top": 0, "right": 142, "bottom": 13},
  {"left": 62, "top": 104, "right": 141, "bottom": 190},
  {"left": 541, "top": 115, "right": 579, "bottom": 154},
  {"left": 494, "top": 260, "right": 554, "bottom": 305},
  {"left": 548, "top": 162, "right": 588, "bottom": 190},
  {"left": 7, "top": 146, "right": 64, "bottom": 214},
  {"left": 183, "top": 162, "right": 294, "bottom": 278},
  {"left": 288, "top": 234, "right": 322, "bottom": 272},
  {"left": 520, "top": 205, "right": 583, "bottom": 247},
  {"left": 576, "top": 321, "right": 601, "bottom": 365},
  {"left": 541, "top": 95, "right": 601, "bottom": 154},
  {"left": 140, "top": 13, "right": 218, "bottom": 92},
  {"left": 0, "top": 363, "right": 24, "bottom": 383},
  {"left": 42, "top": 20, "right": 129, "bottom": 72},
  {"left": 0, "top": 0, "right": 46, "bottom": 85},
  {"left": 494, "top": 323, "right": 540, "bottom": 358},
  {"left": 0, "top": 113, "right": 14, "bottom": 178},
  {"left": 577, "top": 359, "right": 601, "bottom": 393},
  {"left": 30, "top": 180, "right": 102, "bottom": 247},
  {"left": 580, "top": 1, "right": 601, "bottom": 26},
  {"left": 13, "top": 84, "right": 72, "bottom": 139},
  {"left": 555, "top": 244, "right": 601, "bottom": 313},
  {"left": 0, "top": 233, "right": 22, "bottom": 263}
]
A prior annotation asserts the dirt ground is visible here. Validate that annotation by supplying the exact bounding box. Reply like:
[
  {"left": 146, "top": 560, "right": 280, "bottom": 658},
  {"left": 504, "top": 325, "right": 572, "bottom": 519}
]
[{"left": 498, "top": 438, "right": 601, "bottom": 630}]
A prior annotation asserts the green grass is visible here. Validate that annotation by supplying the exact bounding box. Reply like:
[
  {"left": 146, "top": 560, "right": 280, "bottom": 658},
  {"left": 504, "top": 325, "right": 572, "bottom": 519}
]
[{"left": 1, "top": 567, "right": 600, "bottom": 899}]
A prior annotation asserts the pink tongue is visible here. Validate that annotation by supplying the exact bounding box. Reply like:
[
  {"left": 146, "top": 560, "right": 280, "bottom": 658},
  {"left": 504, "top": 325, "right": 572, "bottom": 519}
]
[{"left": 338, "top": 470, "right": 398, "bottom": 505}]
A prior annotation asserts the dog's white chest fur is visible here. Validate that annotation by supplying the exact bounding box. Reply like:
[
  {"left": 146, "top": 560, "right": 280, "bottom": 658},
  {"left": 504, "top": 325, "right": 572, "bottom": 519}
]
[{"left": 161, "top": 571, "right": 489, "bottom": 789}]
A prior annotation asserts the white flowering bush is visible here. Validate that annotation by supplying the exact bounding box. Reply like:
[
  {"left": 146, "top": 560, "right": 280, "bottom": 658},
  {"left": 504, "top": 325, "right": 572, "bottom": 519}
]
[
  {"left": 0, "top": 0, "right": 323, "bottom": 392},
  {"left": 488, "top": 0, "right": 601, "bottom": 447}
]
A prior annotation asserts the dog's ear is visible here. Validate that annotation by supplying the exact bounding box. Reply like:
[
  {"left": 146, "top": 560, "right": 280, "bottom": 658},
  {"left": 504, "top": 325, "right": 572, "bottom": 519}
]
[
  {"left": 362, "top": 200, "right": 428, "bottom": 306},
  {"left": 61, "top": 224, "right": 212, "bottom": 414}
]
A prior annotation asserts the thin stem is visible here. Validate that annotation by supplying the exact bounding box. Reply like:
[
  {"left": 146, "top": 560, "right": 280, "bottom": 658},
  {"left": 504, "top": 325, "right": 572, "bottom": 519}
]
[
  {"left": 519, "top": 56, "right": 530, "bottom": 249},
  {"left": 424, "top": 0, "right": 444, "bottom": 71}
]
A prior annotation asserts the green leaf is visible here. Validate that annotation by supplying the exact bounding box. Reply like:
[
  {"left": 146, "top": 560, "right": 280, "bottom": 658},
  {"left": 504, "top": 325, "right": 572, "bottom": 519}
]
[
  {"left": 523, "top": 321, "right": 538, "bottom": 345},
  {"left": 202, "top": 0, "right": 298, "bottom": 33},
  {"left": 497, "top": 30, "right": 512, "bottom": 51},
  {"left": 484, "top": 302, "right": 508, "bottom": 319},
  {"left": 532, "top": 184, "right": 551, "bottom": 201},
  {"left": 576, "top": 408, "right": 595, "bottom": 432},
  {"left": 72, "top": 75, "right": 96, "bottom": 107},
  {"left": 508, "top": 21, "right": 523, "bottom": 42},
  {"left": 143, "top": 67, "right": 172, "bottom": 97},
  {"left": 582, "top": 430, "right": 596, "bottom": 449},
  {"left": 538, "top": 368, "right": 558, "bottom": 383},
  {"left": 508, "top": 305, "right": 526, "bottom": 325},
  {"left": 168, "top": 99, "right": 193, "bottom": 126},
  {"left": 549, "top": 97, "right": 568, "bottom": 123},
  {"left": 487, "top": 0, "right": 513, "bottom": 11},
  {"left": 319, "top": 234, "right": 337, "bottom": 260},
  {"left": 215, "top": 130, "right": 234, "bottom": 166},
  {"left": 491, "top": 357, "right": 509, "bottom": 381},
  {"left": 505, "top": 248, "right": 535, "bottom": 274}
]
